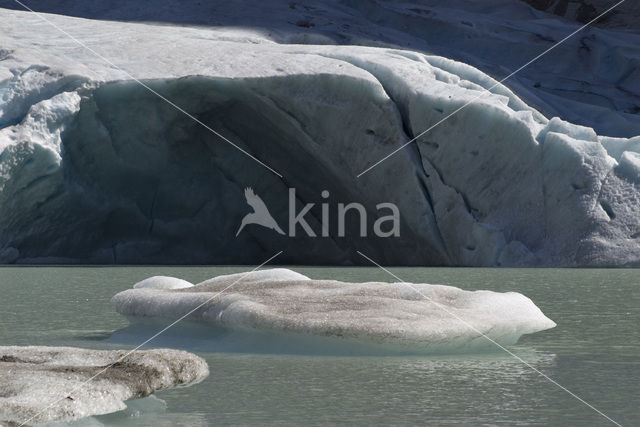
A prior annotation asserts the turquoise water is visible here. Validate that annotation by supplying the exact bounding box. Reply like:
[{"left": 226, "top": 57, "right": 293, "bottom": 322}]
[{"left": 1, "top": 267, "right": 638, "bottom": 426}]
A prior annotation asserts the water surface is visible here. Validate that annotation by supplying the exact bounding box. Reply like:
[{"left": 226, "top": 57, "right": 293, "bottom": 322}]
[{"left": 1, "top": 267, "right": 637, "bottom": 425}]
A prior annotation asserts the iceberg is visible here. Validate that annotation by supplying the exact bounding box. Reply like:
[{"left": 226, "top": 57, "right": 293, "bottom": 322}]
[
  {"left": 134, "top": 276, "right": 194, "bottom": 290},
  {"left": 111, "top": 269, "right": 556, "bottom": 354},
  {"left": 0, "top": 346, "right": 209, "bottom": 425},
  {"left": 0, "top": 9, "right": 639, "bottom": 266}
]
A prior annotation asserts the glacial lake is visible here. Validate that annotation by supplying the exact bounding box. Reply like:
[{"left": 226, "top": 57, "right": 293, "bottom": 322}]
[{"left": 1, "top": 267, "right": 638, "bottom": 426}]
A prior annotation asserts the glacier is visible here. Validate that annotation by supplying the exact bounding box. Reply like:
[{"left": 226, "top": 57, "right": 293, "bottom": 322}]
[
  {"left": 0, "top": 346, "right": 209, "bottom": 425},
  {"left": 0, "top": 8, "right": 639, "bottom": 266},
  {"left": 111, "top": 269, "right": 557, "bottom": 354},
  {"left": 1, "top": 0, "right": 638, "bottom": 138}
]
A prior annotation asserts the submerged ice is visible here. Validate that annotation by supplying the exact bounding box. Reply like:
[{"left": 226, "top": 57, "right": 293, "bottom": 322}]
[
  {"left": 1, "top": 9, "right": 639, "bottom": 266},
  {"left": 0, "top": 346, "right": 209, "bottom": 425},
  {"left": 112, "top": 269, "right": 556, "bottom": 353}
]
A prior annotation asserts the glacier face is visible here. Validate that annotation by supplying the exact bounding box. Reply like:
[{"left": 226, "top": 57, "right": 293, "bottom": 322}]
[
  {"left": 522, "top": 0, "right": 640, "bottom": 30},
  {"left": 0, "top": 9, "right": 639, "bottom": 266},
  {"left": 0, "top": 346, "right": 209, "bottom": 424},
  {"left": 111, "top": 269, "right": 557, "bottom": 354}
]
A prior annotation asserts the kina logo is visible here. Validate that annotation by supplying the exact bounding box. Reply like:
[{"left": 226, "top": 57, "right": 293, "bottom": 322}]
[
  {"left": 236, "top": 187, "right": 400, "bottom": 238},
  {"left": 236, "top": 187, "right": 286, "bottom": 236}
]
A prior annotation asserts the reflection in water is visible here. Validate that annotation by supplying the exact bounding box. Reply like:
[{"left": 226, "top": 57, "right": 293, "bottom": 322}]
[
  {"left": 59, "top": 396, "right": 210, "bottom": 427},
  {"left": 179, "top": 349, "right": 557, "bottom": 426},
  {"left": 101, "top": 321, "right": 559, "bottom": 425},
  {"left": 106, "top": 319, "right": 555, "bottom": 357}
]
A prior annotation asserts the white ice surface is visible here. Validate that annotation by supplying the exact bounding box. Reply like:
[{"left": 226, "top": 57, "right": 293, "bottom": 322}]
[
  {"left": 0, "top": 346, "right": 209, "bottom": 425},
  {"left": 1, "top": 0, "right": 637, "bottom": 136},
  {"left": 112, "top": 269, "right": 556, "bottom": 353},
  {"left": 196, "top": 268, "right": 311, "bottom": 286},
  {"left": 134, "top": 276, "right": 194, "bottom": 290}
]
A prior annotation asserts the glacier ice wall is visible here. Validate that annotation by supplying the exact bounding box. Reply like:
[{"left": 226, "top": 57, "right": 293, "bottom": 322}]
[
  {"left": 522, "top": 0, "right": 640, "bottom": 30},
  {"left": 0, "top": 10, "right": 639, "bottom": 266}
]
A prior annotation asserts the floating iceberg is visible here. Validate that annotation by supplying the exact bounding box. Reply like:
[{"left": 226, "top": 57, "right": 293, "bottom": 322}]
[
  {"left": 1, "top": 9, "right": 639, "bottom": 266},
  {"left": 112, "top": 269, "right": 556, "bottom": 354},
  {"left": 0, "top": 346, "right": 209, "bottom": 425},
  {"left": 134, "top": 276, "right": 194, "bottom": 290}
]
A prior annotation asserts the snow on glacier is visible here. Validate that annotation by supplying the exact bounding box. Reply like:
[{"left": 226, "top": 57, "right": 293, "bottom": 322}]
[
  {"left": 0, "top": 9, "right": 639, "bottom": 266},
  {"left": 0, "top": 346, "right": 209, "bottom": 425},
  {"left": 112, "top": 269, "right": 557, "bottom": 353},
  {"left": 1, "top": 0, "right": 638, "bottom": 137}
]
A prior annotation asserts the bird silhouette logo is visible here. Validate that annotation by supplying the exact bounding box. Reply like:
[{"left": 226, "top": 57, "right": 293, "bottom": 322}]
[{"left": 236, "top": 187, "right": 286, "bottom": 236}]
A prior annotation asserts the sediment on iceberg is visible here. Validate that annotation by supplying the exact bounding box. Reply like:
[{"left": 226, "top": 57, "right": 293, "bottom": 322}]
[
  {"left": 111, "top": 269, "right": 557, "bottom": 354},
  {"left": 0, "top": 346, "right": 209, "bottom": 425},
  {"left": 1, "top": 10, "right": 639, "bottom": 267}
]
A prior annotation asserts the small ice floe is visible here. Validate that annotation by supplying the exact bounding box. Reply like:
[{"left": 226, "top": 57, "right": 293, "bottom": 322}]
[
  {"left": 112, "top": 269, "right": 556, "bottom": 354},
  {"left": 133, "top": 276, "right": 194, "bottom": 290},
  {"left": 0, "top": 346, "right": 209, "bottom": 425}
]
